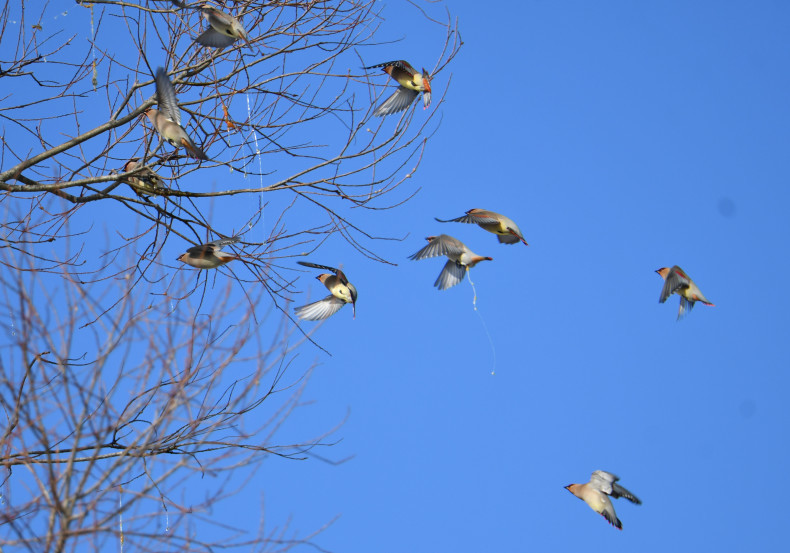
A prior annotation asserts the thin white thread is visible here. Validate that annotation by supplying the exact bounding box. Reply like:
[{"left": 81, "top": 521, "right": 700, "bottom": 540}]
[
  {"left": 118, "top": 486, "right": 124, "bottom": 553},
  {"left": 467, "top": 271, "right": 497, "bottom": 375},
  {"left": 246, "top": 93, "right": 264, "bottom": 234},
  {"left": 90, "top": 5, "right": 97, "bottom": 90}
]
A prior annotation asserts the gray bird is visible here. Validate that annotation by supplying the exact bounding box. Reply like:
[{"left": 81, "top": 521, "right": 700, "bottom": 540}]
[
  {"left": 116, "top": 158, "right": 165, "bottom": 197},
  {"left": 408, "top": 234, "right": 492, "bottom": 290},
  {"left": 565, "top": 470, "right": 641, "bottom": 530},
  {"left": 364, "top": 60, "right": 432, "bottom": 117},
  {"left": 294, "top": 261, "right": 357, "bottom": 321},
  {"left": 145, "top": 67, "right": 208, "bottom": 160},
  {"left": 195, "top": 4, "right": 249, "bottom": 48},
  {"left": 177, "top": 237, "right": 240, "bottom": 269},
  {"left": 435, "top": 208, "right": 528, "bottom": 246}
]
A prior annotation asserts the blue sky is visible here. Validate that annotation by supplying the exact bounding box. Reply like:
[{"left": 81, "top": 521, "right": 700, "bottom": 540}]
[
  {"left": 262, "top": 1, "right": 790, "bottom": 550},
  {"left": 4, "top": 1, "right": 790, "bottom": 551}
]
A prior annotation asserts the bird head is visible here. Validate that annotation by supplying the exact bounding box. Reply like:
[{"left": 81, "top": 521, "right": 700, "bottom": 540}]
[
  {"left": 348, "top": 283, "right": 358, "bottom": 319},
  {"left": 420, "top": 69, "right": 432, "bottom": 93},
  {"left": 655, "top": 267, "right": 670, "bottom": 279}
]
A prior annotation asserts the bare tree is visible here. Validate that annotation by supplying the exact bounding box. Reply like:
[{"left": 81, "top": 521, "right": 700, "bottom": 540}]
[
  {"left": 0, "top": 229, "right": 344, "bottom": 551},
  {"left": 0, "top": 0, "right": 461, "bottom": 550},
  {"left": 0, "top": 0, "right": 461, "bottom": 298}
]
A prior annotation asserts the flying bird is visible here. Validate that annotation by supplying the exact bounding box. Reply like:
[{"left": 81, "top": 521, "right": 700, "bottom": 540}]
[
  {"left": 116, "top": 158, "right": 165, "bottom": 197},
  {"left": 145, "top": 67, "right": 208, "bottom": 160},
  {"left": 294, "top": 261, "right": 357, "bottom": 321},
  {"left": 408, "top": 234, "right": 492, "bottom": 290},
  {"left": 177, "top": 237, "right": 240, "bottom": 269},
  {"left": 656, "top": 265, "right": 714, "bottom": 319},
  {"left": 435, "top": 208, "right": 528, "bottom": 246},
  {"left": 195, "top": 4, "right": 249, "bottom": 48},
  {"left": 364, "top": 60, "right": 432, "bottom": 117},
  {"left": 564, "top": 470, "right": 641, "bottom": 530}
]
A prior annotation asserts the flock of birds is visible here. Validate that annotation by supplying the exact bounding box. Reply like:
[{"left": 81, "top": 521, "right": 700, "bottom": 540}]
[{"left": 117, "top": 2, "right": 717, "bottom": 531}]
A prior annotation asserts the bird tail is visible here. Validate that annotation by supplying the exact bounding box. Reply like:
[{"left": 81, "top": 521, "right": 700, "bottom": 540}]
[{"left": 182, "top": 137, "right": 208, "bottom": 160}]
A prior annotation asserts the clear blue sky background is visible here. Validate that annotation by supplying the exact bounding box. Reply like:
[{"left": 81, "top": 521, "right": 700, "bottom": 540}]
[{"left": 6, "top": 1, "right": 790, "bottom": 551}]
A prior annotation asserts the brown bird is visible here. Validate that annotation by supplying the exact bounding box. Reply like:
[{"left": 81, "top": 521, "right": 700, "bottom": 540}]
[
  {"left": 115, "top": 158, "right": 165, "bottom": 197},
  {"left": 408, "top": 234, "right": 492, "bottom": 290},
  {"left": 195, "top": 4, "right": 249, "bottom": 48},
  {"left": 294, "top": 261, "right": 357, "bottom": 320},
  {"left": 565, "top": 470, "right": 641, "bottom": 530},
  {"left": 364, "top": 60, "right": 432, "bottom": 117},
  {"left": 656, "top": 265, "right": 714, "bottom": 319},
  {"left": 145, "top": 67, "right": 208, "bottom": 160},
  {"left": 435, "top": 208, "right": 528, "bottom": 246},
  {"left": 177, "top": 237, "right": 240, "bottom": 269}
]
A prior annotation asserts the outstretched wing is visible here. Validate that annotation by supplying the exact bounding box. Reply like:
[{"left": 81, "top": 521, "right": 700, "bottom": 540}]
[
  {"left": 659, "top": 265, "right": 690, "bottom": 303},
  {"left": 196, "top": 28, "right": 237, "bottom": 48},
  {"left": 373, "top": 86, "right": 419, "bottom": 117},
  {"left": 363, "top": 60, "right": 416, "bottom": 73},
  {"left": 435, "top": 209, "right": 500, "bottom": 225},
  {"left": 434, "top": 260, "right": 466, "bottom": 290},
  {"left": 154, "top": 67, "right": 181, "bottom": 125},
  {"left": 295, "top": 295, "right": 347, "bottom": 321},
  {"left": 408, "top": 234, "right": 465, "bottom": 261}
]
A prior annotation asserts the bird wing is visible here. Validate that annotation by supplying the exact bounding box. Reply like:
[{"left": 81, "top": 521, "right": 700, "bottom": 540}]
[
  {"left": 497, "top": 232, "right": 522, "bottom": 244},
  {"left": 599, "top": 497, "right": 622, "bottom": 529},
  {"left": 678, "top": 296, "right": 695, "bottom": 319},
  {"left": 434, "top": 259, "right": 466, "bottom": 290},
  {"left": 297, "top": 261, "right": 341, "bottom": 273},
  {"left": 659, "top": 265, "right": 690, "bottom": 303},
  {"left": 196, "top": 28, "right": 237, "bottom": 48},
  {"left": 185, "top": 244, "right": 214, "bottom": 257},
  {"left": 373, "top": 86, "right": 419, "bottom": 117},
  {"left": 364, "top": 60, "right": 416, "bottom": 73},
  {"left": 204, "top": 236, "right": 240, "bottom": 249},
  {"left": 611, "top": 482, "right": 641, "bottom": 505},
  {"left": 297, "top": 261, "right": 349, "bottom": 285},
  {"left": 408, "top": 235, "right": 464, "bottom": 261},
  {"left": 294, "top": 295, "right": 347, "bottom": 321},
  {"left": 590, "top": 470, "right": 617, "bottom": 495},
  {"left": 154, "top": 68, "right": 181, "bottom": 125},
  {"left": 435, "top": 210, "right": 499, "bottom": 225}
]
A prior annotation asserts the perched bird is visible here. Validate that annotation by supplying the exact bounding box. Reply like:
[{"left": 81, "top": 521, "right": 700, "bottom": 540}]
[
  {"left": 656, "top": 265, "right": 714, "bottom": 319},
  {"left": 364, "top": 60, "right": 432, "bottom": 117},
  {"left": 408, "top": 234, "right": 492, "bottom": 290},
  {"left": 177, "top": 237, "right": 240, "bottom": 269},
  {"left": 294, "top": 261, "right": 357, "bottom": 320},
  {"left": 435, "top": 208, "right": 528, "bottom": 246},
  {"left": 565, "top": 470, "right": 641, "bottom": 530},
  {"left": 145, "top": 67, "right": 208, "bottom": 160},
  {"left": 116, "top": 158, "right": 165, "bottom": 197},
  {"left": 195, "top": 4, "right": 249, "bottom": 48}
]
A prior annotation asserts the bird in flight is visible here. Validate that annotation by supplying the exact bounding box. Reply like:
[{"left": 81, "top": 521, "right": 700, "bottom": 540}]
[
  {"left": 656, "top": 265, "right": 714, "bottom": 319},
  {"left": 564, "top": 470, "right": 641, "bottom": 530},
  {"left": 408, "top": 234, "right": 492, "bottom": 290},
  {"left": 364, "top": 60, "right": 432, "bottom": 117},
  {"left": 294, "top": 261, "right": 358, "bottom": 320},
  {"left": 435, "top": 208, "right": 528, "bottom": 246},
  {"left": 145, "top": 67, "right": 208, "bottom": 160},
  {"left": 177, "top": 237, "right": 241, "bottom": 269}
]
